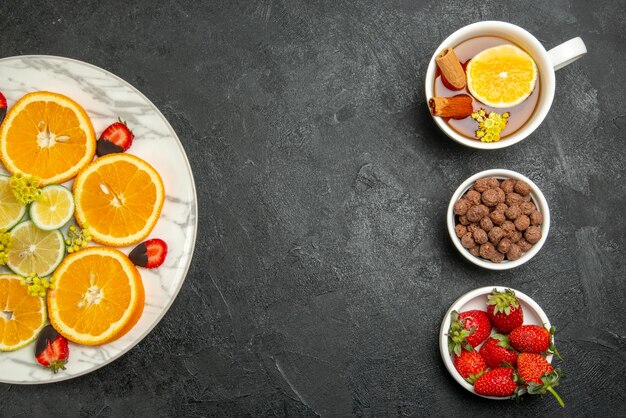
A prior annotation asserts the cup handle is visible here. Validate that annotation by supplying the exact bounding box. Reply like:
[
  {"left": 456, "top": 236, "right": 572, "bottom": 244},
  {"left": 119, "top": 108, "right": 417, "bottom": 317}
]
[{"left": 547, "top": 37, "right": 587, "bottom": 71}]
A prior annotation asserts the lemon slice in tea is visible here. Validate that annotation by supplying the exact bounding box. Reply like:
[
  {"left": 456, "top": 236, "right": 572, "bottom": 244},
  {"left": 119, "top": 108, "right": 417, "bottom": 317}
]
[
  {"left": 5, "top": 221, "right": 65, "bottom": 277},
  {"left": 466, "top": 44, "right": 538, "bottom": 108},
  {"left": 0, "top": 274, "right": 47, "bottom": 351},
  {"left": 30, "top": 185, "right": 75, "bottom": 231},
  {"left": 0, "top": 175, "right": 26, "bottom": 230}
]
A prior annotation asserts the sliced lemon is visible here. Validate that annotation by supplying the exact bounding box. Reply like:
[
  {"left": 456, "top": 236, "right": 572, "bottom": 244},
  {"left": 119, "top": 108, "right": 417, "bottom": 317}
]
[
  {"left": 5, "top": 221, "right": 65, "bottom": 277},
  {"left": 0, "top": 175, "right": 26, "bottom": 230},
  {"left": 30, "top": 185, "right": 75, "bottom": 231},
  {"left": 466, "top": 44, "right": 538, "bottom": 108}
]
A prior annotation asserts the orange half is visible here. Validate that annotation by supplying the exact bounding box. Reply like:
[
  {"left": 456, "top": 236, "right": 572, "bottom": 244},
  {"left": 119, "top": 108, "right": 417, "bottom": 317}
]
[
  {"left": 73, "top": 153, "right": 165, "bottom": 247},
  {"left": 0, "top": 274, "right": 47, "bottom": 351},
  {"left": 0, "top": 91, "right": 96, "bottom": 185},
  {"left": 47, "top": 247, "right": 144, "bottom": 345}
]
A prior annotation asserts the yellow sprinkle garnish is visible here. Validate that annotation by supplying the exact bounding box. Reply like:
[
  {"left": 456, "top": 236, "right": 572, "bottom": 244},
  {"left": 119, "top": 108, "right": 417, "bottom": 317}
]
[
  {"left": 472, "top": 109, "right": 510, "bottom": 143},
  {"left": 0, "top": 230, "right": 11, "bottom": 266},
  {"left": 9, "top": 174, "right": 42, "bottom": 205}
]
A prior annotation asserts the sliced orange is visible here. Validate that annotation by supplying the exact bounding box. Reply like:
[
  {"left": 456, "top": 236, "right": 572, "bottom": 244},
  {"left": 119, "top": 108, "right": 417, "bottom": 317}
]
[
  {"left": 0, "top": 274, "right": 47, "bottom": 351},
  {"left": 466, "top": 44, "right": 538, "bottom": 108},
  {"left": 0, "top": 91, "right": 96, "bottom": 185},
  {"left": 47, "top": 247, "right": 144, "bottom": 345},
  {"left": 73, "top": 153, "right": 165, "bottom": 247}
]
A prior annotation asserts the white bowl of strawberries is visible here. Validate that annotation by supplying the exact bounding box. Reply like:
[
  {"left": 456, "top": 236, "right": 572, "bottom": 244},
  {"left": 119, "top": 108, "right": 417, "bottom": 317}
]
[{"left": 440, "top": 287, "right": 565, "bottom": 406}]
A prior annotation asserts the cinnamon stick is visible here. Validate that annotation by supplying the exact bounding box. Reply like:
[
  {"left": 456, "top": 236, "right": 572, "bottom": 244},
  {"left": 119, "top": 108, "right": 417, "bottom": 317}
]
[
  {"left": 436, "top": 48, "right": 466, "bottom": 90},
  {"left": 429, "top": 95, "right": 473, "bottom": 119}
]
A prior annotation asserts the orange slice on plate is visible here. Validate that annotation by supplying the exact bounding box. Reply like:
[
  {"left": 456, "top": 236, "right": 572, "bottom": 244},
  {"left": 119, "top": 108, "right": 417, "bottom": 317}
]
[
  {"left": 0, "top": 274, "right": 47, "bottom": 351},
  {"left": 0, "top": 91, "right": 96, "bottom": 185},
  {"left": 466, "top": 44, "right": 538, "bottom": 108},
  {"left": 73, "top": 153, "right": 165, "bottom": 247},
  {"left": 47, "top": 247, "right": 144, "bottom": 345}
]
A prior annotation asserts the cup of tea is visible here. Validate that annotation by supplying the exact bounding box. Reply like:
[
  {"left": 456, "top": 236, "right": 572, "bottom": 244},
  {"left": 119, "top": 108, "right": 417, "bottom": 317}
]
[{"left": 424, "top": 21, "right": 586, "bottom": 149}]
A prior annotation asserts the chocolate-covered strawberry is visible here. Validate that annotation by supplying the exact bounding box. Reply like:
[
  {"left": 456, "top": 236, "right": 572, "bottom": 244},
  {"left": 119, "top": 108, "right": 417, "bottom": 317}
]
[
  {"left": 486, "top": 288, "right": 523, "bottom": 333},
  {"left": 35, "top": 325, "right": 69, "bottom": 373},
  {"left": 448, "top": 310, "right": 491, "bottom": 355},
  {"left": 453, "top": 349, "right": 487, "bottom": 383},
  {"left": 473, "top": 368, "right": 518, "bottom": 397},
  {"left": 0, "top": 91, "right": 6, "bottom": 124},
  {"left": 96, "top": 119, "right": 134, "bottom": 156},
  {"left": 510, "top": 325, "right": 562, "bottom": 359},
  {"left": 517, "top": 352, "right": 565, "bottom": 407},
  {"left": 129, "top": 238, "right": 167, "bottom": 268},
  {"left": 479, "top": 334, "right": 518, "bottom": 369}
]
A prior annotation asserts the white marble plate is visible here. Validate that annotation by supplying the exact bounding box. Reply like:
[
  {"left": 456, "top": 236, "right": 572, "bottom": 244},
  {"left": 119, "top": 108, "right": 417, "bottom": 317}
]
[{"left": 0, "top": 56, "right": 197, "bottom": 384}]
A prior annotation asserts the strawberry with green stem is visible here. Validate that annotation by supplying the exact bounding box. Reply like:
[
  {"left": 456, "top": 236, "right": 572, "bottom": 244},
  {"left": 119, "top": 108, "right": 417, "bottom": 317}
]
[
  {"left": 517, "top": 352, "right": 565, "bottom": 407},
  {"left": 486, "top": 288, "right": 524, "bottom": 333},
  {"left": 510, "top": 324, "right": 562, "bottom": 359},
  {"left": 479, "top": 333, "right": 518, "bottom": 369},
  {"left": 474, "top": 367, "right": 519, "bottom": 397},
  {"left": 453, "top": 349, "right": 487, "bottom": 384},
  {"left": 447, "top": 310, "right": 491, "bottom": 356}
]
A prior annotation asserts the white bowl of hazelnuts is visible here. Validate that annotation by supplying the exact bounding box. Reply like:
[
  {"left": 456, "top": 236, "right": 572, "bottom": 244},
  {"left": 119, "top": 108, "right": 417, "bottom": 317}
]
[{"left": 447, "top": 169, "right": 550, "bottom": 270}]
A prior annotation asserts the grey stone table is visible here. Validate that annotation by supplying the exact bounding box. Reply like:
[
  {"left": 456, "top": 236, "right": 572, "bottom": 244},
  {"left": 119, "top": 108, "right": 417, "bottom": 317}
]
[{"left": 1, "top": 1, "right": 625, "bottom": 416}]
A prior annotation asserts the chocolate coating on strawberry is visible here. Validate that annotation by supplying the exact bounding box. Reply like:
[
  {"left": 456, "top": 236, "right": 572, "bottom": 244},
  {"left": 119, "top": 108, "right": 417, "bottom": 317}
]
[
  {"left": 0, "top": 91, "right": 6, "bottom": 124},
  {"left": 96, "top": 119, "right": 134, "bottom": 156},
  {"left": 35, "top": 325, "right": 69, "bottom": 374},
  {"left": 129, "top": 238, "right": 168, "bottom": 268}
]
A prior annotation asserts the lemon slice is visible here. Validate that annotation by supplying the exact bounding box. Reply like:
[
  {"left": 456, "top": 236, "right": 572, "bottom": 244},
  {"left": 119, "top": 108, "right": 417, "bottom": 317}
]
[
  {"left": 30, "top": 185, "right": 75, "bottom": 231},
  {"left": 0, "top": 175, "right": 26, "bottom": 230},
  {"left": 5, "top": 221, "right": 65, "bottom": 277},
  {"left": 466, "top": 44, "right": 538, "bottom": 108},
  {"left": 0, "top": 274, "right": 47, "bottom": 352}
]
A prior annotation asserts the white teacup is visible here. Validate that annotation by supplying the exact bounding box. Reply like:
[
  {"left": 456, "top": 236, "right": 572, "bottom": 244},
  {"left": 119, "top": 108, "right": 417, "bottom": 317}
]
[{"left": 424, "top": 21, "right": 587, "bottom": 149}]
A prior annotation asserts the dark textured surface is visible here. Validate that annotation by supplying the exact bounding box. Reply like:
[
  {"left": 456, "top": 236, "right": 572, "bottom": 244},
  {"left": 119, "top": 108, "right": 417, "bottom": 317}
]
[{"left": 1, "top": 0, "right": 625, "bottom": 416}]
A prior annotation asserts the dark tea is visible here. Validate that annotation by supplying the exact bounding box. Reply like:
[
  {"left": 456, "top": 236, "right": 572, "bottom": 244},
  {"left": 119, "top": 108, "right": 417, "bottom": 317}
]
[{"left": 432, "top": 36, "right": 540, "bottom": 141}]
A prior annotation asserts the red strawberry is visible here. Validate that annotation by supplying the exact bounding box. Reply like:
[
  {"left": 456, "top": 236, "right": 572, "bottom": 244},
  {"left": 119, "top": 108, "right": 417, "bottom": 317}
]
[
  {"left": 96, "top": 119, "right": 134, "bottom": 156},
  {"left": 447, "top": 310, "right": 491, "bottom": 355},
  {"left": 517, "top": 352, "right": 565, "bottom": 407},
  {"left": 479, "top": 334, "right": 518, "bottom": 369},
  {"left": 474, "top": 368, "right": 519, "bottom": 397},
  {"left": 453, "top": 349, "right": 487, "bottom": 384},
  {"left": 486, "top": 288, "right": 524, "bottom": 333},
  {"left": 0, "top": 91, "right": 7, "bottom": 124},
  {"left": 129, "top": 238, "right": 167, "bottom": 268},
  {"left": 510, "top": 325, "right": 562, "bottom": 359},
  {"left": 35, "top": 325, "right": 69, "bottom": 373}
]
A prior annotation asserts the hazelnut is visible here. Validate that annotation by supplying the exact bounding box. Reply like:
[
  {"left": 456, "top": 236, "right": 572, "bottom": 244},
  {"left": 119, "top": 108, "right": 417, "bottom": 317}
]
[
  {"left": 491, "top": 251, "right": 505, "bottom": 263},
  {"left": 518, "top": 239, "right": 532, "bottom": 252},
  {"left": 473, "top": 228, "right": 488, "bottom": 245},
  {"left": 500, "top": 179, "right": 515, "bottom": 193},
  {"left": 480, "top": 216, "right": 494, "bottom": 232},
  {"left": 519, "top": 201, "right": 536, "bottom": 215},
  {"left": 524, "top": 226, "right": 542, "bottom": 244},
  {"left": 482, "top": 189, "right": 500, "bottom": 207},
  {"left": 490, "top": 210, "right": 506, "bottom": 225},
  {"left": 455, "top": 224, "right": 468, "bottom": 238},
  {"left": 514, "top": 181, "right": 531, "bottom": 196},
  {"left": 465, "top": 190, "right": 482, "bottom": 206},
  {"left": 486, "top": 178, "right": 500, "bottom": 189},
  {"left": 479, "top": 242, "right": 497, "bottom": 260},
  {"left": 507, "top": 244, "right": 523, "bottom": 261},
  {"left": 461, "top": 232, "right": 476, "bottom": 249},
  {"left": 505, "top": 192, "right": 523, "bottom": 206},
  {"left": 505, "top": 204, "right": 521, "bottom": 220},
  {"left": 497, "top": 238, "right": 512, "bottom": 254},
  {"left": 454, "top": 199, "right": 471, "bottom": 216},
  {"left": 502, "top": 221, "right": 516, "bottom": 238},
  {"left": 474, "top": 178, "right": 490, "bottom": 193},
  {"left": 530, "top": 211, "right": 543, "bottom": 226},
  {"left": 466, "top": 205, "right": 484, "bottom": 223},
  {"left": 515, "top": 215, "right": 530, "bottom": 231},
  {"left": 488, "top": 227, "right": 504, "bottom": 245},
  {"left": 495, "top": 203, "right": 508, "bottom": 212}
]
